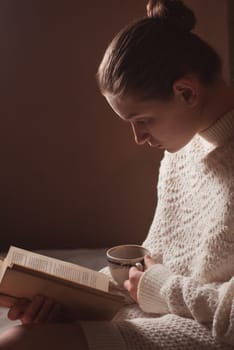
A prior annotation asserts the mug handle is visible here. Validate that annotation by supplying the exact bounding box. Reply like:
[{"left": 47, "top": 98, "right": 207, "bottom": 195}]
[{"left": 135, "top": 262, "right": 143, "bottom": 271}]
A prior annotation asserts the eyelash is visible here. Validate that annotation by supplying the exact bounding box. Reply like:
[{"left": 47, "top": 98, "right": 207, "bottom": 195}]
[{"left": 136, "top": 118, "right": 151, "bottom": 126}]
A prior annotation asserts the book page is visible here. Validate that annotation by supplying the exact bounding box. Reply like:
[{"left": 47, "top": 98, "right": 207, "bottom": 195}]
[
  {"left": 5, "top": 246, "right": 109, "bottom": 292},
  {"left": 0, "top": 259, "right": 8, "bottom": 283}
]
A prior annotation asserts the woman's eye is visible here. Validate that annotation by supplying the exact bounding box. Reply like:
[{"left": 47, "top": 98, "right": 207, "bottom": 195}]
[
  {"left": 136, "top": 118, "right": 153, "bottom": 126},
  {"left": 137, "top": 119, "right": 147, "bottom": 125}
]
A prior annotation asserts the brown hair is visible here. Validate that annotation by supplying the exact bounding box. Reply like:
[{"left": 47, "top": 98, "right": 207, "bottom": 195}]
[{"left": 97, "top": 0, "right": 222, "bottom": 100}]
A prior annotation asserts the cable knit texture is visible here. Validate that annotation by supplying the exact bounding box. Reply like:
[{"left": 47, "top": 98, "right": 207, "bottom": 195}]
[{"left": 81, "top": 110, "right": 234, "bottom": 349}]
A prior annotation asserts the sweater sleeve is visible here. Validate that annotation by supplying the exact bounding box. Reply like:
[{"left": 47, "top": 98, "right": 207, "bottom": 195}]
[{"left": 137, "top": 263, "right": 234, "bottom": 345}]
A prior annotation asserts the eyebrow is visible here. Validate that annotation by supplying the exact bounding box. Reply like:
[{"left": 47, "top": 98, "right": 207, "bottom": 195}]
[{"left": 125, "top": 112, "right": 138, "bottom": 120}]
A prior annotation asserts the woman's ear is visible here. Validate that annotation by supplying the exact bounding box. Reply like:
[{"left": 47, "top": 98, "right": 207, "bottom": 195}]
[{"left": 173, "top": 76, "right": 199, "bottom": 107}]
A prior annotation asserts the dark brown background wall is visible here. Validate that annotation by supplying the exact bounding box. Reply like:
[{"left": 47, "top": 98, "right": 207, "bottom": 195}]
[
  {"left": 186, "top": 0, "right": 230, "bottom": 83},
  {"left": 0, "top": 1, "right": 230, "bottom": 250}
]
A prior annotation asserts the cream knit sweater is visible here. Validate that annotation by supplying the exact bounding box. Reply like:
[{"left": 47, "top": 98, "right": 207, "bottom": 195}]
[{"left": 81, "top": 110, "right": 234, "bottom": 350}]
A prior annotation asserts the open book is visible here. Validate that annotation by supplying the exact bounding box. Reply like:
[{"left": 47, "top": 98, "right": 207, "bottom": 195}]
[{"left": 0, "top": 246, "right": 124, "bottom": 321}]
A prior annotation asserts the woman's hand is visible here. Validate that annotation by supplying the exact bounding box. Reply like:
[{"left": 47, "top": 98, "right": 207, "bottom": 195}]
[
  {"left": 8, "top": 295, "right": 62, "bottom": 324},
  {"left": 124, "top": 255, "right": 155, "bottom": 302}
]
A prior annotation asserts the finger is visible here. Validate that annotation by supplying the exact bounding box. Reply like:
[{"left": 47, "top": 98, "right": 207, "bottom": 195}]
[
  {"left": 129, "top": 266, "right": 143, "bottom": 281},
  {"left": 144, "top": 255, "right": 155, "bottom": 269},
  {"left": 129, "top": 266, "right": 138, "bottom": 276},
  {"left": 46, "top": 303, "right": 63, "bottom": 323},
  {"left": 21, "top": 295, "right": 45, "bottom": 324},
  {"left": 34, "top": 298, "right": 56, "bottom": 323},
  {"left": 7, "top": 298, "right": 29, "bottom": 321},
  {"left": 123, "top": 278, "right": 138, "bottom": 301},
  {"left": 123, "top": 279, "right": 130, "bottom": 290}
]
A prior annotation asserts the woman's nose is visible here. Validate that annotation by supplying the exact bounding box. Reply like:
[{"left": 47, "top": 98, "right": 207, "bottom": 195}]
[{"left": 131, "top": 123, "right": 149, "bottom": 145}]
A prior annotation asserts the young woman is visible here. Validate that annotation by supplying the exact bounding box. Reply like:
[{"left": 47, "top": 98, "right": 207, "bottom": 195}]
[{"left": 1, "top": 0, "right": 234, "bottom": 349}]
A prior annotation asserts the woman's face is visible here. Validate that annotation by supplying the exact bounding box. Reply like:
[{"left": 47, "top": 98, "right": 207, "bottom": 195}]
[{"left": 105, "top": 90, "right": 203, "bottom": 153}]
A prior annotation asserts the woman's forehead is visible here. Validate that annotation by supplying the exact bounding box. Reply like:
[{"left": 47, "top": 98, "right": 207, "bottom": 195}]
[{"left": 105, "top": 93, "right": 166, "bottom": 118}]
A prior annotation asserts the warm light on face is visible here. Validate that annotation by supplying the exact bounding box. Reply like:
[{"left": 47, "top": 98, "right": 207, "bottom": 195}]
[{"left": 104, "top": 91, "right": 202, "bottom": 153}]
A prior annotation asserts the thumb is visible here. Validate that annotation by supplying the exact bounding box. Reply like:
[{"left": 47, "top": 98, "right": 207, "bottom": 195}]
[{"left": 144, "top": 255, "right": 155, "bottom": 269}]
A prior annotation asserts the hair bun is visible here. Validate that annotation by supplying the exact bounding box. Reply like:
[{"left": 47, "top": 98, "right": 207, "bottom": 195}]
[{"left": 146, "top": 0, "right": 196, "bottom": 32}]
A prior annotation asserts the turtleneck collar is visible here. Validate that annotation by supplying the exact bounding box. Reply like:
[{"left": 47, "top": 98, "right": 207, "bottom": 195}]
[{"left": 199, "top": 109, "right": 234, "bottom": 146}]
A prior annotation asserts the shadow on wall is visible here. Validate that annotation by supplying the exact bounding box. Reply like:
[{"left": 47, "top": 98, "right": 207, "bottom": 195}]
[{"left": 0, "top": 0, "right": 161, "bottom": 250}]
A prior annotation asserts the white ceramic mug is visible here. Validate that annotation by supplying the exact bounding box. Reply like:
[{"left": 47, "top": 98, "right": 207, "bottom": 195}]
[{"left": 106, "top": 244, "right": 150, "bottom": 286}]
